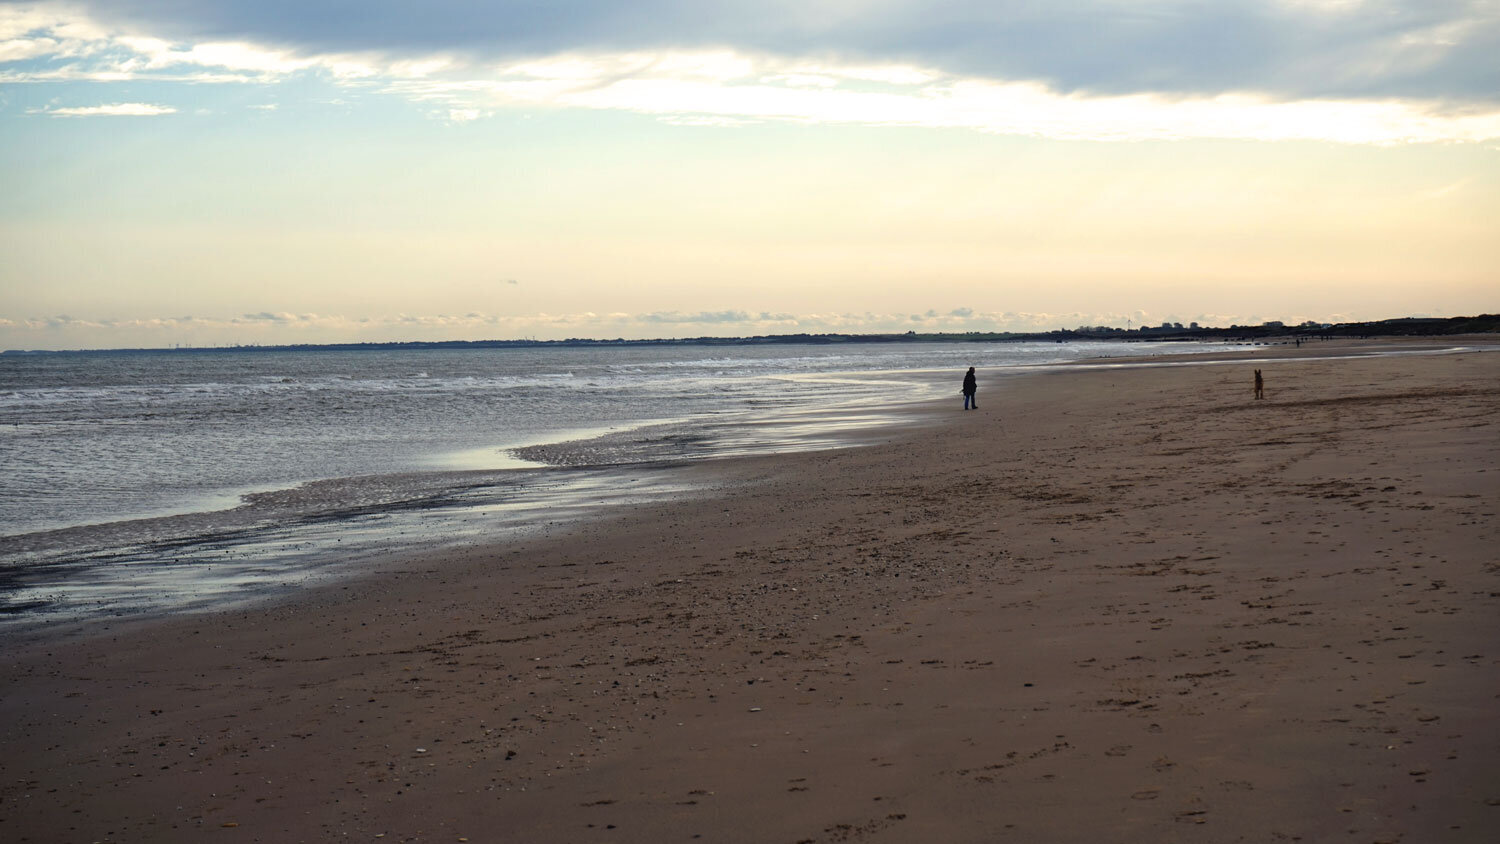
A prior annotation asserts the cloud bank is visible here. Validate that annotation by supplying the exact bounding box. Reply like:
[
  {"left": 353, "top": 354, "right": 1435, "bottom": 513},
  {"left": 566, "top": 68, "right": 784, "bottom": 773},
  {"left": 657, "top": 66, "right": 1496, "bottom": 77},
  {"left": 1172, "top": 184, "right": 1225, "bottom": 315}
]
[
  {"left": 3, "top": 1, "right": 1498, "bottom": 143},
  {"left": 0, "top": 306, "right": 1362, "bottom": 350},
  {"left": 34, "top": 0, "right": 1500, "bottom": 103}
]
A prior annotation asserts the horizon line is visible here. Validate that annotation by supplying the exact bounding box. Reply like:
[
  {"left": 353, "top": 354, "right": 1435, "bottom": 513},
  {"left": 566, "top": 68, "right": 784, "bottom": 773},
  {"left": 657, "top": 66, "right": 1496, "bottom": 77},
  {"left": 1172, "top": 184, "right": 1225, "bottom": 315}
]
[{"left": 6, "top": 314, "right": 1495, "bottom": 356}]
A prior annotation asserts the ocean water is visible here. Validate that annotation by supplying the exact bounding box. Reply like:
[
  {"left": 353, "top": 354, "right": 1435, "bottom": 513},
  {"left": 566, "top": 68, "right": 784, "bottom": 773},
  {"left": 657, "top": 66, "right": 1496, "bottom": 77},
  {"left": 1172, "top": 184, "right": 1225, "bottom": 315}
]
[{"left": 0, "top": 340, "right": 1235, "bottom": 625}]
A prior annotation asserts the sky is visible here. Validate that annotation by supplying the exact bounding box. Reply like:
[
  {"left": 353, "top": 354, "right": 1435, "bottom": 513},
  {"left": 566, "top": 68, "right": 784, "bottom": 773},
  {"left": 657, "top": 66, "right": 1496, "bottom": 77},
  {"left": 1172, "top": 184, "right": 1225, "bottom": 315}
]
[{"left": 1, "top": 0, "right": 1497, "bottom": 349}]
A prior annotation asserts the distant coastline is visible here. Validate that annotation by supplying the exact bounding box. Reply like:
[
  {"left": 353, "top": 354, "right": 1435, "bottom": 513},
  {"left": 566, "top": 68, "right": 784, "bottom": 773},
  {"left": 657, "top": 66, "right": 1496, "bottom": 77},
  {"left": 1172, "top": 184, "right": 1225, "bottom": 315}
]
[{"left": 4, "top": 313, "right": 1496, "bottom": 355}]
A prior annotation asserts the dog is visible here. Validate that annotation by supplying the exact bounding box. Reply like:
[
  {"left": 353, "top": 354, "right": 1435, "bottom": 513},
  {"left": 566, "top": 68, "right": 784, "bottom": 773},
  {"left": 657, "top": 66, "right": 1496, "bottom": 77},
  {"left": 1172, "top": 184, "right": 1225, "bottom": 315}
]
[{"left": 1254, "top": 368, "right": 1264, "bottom": 400}]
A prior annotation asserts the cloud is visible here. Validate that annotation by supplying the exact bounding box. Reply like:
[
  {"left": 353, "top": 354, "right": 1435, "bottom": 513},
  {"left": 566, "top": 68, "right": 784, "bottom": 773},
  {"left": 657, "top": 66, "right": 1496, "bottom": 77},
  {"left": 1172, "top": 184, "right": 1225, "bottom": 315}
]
[
  {"left": 3, "top": 307, "right": 1350, "bottom": 347},
  {"left": 33, "top": 0, "right": 1500, "bottom": 103},
  {"left": 4, "top": 2, "right": 1499, "bottom": 142},
  {"left": 0, "top": 3, "right": 381, "bottom": 84},
  {"left": 4, "top": 313, "right": 240, "bottom": 331},
  {"left": 446, "top": 56, "right": 1500, "bottom": 143},
  {"left": 639, "top": 309, "right": 752, "bottom": 324},
  {"left": 2, "top": 306, "right": 1430, "bottom": 351},
  {"left": 239, "top": 311, "right": 319, "bottom": 323},
  {"left": 41, "top": 101, "right": 176, "bottom": 116}
]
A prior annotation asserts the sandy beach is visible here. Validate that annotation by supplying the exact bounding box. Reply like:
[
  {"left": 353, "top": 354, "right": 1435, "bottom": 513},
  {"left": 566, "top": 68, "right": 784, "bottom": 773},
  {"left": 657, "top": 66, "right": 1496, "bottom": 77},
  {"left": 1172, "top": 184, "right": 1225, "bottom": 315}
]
[{"left": 3, "top": 342, "right": 1497, "bottom": 843}]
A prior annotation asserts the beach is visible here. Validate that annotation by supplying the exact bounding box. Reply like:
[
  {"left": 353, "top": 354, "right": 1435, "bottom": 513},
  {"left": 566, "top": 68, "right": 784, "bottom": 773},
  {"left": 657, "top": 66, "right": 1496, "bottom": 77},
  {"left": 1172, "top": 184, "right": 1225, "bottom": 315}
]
[{"left": 2, "top": 342, "right": 1496, "bottom": 843}]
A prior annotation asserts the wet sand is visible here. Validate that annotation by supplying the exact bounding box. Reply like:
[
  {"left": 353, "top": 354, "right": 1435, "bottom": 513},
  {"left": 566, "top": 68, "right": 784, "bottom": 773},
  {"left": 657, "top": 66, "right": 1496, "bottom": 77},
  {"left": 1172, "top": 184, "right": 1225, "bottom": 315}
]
[{"left": 2, "top": 342, "right": 1497, "bottom": 843}]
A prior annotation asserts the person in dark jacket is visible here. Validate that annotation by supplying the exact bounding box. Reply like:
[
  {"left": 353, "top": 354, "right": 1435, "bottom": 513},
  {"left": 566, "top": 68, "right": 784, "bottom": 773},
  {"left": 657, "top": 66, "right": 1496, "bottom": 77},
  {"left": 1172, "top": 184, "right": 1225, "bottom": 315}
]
[{"left": 962, "top": 366, "right": 977, "bottom": 410}]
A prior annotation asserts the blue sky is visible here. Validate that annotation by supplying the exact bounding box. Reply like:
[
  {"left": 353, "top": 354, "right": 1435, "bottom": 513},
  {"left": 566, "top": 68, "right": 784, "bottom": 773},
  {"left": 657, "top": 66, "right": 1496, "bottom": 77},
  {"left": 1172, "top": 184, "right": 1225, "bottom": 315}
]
[{"left": 2, "top": 0, "right": 1496, "bottom": 348}]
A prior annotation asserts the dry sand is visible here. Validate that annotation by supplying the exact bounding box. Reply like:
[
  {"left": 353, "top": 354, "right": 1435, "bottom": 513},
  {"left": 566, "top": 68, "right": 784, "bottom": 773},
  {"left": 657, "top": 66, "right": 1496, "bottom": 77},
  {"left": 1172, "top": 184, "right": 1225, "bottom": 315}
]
[{"left": 3, "top": 343, "right": 1498, "bottom": 843}]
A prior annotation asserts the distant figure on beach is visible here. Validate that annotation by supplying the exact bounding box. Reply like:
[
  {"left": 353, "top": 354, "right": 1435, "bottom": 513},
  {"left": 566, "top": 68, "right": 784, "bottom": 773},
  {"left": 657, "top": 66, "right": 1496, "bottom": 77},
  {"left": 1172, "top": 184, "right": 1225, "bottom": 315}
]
[
  {"left": 962, "top": 367, "right": 978, "bottom": 410},
  {"left": 1254, "top": 368, "right": 1265, "bottom": 400}
]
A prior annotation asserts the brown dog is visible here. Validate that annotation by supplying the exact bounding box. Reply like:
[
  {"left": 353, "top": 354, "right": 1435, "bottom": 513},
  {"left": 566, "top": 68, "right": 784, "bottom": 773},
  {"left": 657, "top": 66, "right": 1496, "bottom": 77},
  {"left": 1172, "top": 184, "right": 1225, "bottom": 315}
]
[{"left": 1254, "top": 368, "right": 1265, "bottom": 400}]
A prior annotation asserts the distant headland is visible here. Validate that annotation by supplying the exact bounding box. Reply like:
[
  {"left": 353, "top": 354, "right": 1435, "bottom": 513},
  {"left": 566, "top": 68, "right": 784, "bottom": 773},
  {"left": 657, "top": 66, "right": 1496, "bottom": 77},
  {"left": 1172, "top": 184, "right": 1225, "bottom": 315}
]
[{"left": 4, "top": 313, "right": 1497, "bottom": 355}]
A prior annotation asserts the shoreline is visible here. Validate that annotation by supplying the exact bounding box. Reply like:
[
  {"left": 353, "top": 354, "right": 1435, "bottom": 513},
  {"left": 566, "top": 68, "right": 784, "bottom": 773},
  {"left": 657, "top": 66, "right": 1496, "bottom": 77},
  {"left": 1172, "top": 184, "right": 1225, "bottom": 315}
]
[
  {"left": 0, "top": 382, "right": 949, "bottom": 633},
  {"left": 1, "top": 339, "right": 1269, "bottom": 630},
  {"left": 1, "top": 337, "right": 1489, "bottom": 632},
  {"left": 2, "top": 343, "right": 1497, "bottom": 842}
]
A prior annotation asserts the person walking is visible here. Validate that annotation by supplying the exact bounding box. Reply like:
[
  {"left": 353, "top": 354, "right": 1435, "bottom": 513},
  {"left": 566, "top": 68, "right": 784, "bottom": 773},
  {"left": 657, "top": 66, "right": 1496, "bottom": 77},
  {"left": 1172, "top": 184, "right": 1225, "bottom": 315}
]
[{"left": 962, "top": 366, "right": 978, "bottom": 410}]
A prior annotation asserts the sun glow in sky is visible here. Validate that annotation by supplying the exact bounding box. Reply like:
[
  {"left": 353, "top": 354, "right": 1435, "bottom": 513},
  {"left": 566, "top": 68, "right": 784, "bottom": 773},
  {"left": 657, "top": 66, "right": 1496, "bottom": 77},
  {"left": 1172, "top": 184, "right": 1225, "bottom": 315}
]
[{"left": 1, "top": 0, "right": 1496, "bottom": 349}]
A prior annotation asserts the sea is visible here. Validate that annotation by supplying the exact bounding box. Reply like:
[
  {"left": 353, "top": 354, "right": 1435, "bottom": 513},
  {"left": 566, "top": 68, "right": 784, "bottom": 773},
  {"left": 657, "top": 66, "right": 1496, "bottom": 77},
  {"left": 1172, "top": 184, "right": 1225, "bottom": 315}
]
[{"left": 0, "top": 340, "right": 1239, "bottom": 629}]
